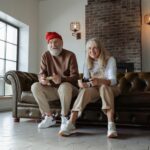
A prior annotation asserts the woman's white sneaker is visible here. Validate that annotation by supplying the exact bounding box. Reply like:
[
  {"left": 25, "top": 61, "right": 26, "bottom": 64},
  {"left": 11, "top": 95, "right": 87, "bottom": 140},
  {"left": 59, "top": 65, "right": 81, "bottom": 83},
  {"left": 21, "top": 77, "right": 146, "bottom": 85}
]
[
  {"left": 107, "top": 122, "right": 118, "bottom": 138},
  {"left": 59, "top": 121, "right": 75, "bottom": 136},
  {"left": 60, "top": 116, "right": 68, "bottom": 130},
  {"left": 38, "top": 116, "right": 56, "bottom": 129}
]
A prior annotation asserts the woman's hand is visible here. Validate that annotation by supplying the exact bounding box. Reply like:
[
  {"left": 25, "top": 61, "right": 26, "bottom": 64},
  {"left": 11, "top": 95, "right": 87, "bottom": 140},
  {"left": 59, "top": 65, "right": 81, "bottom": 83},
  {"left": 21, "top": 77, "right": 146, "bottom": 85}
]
[
  {"left": 90, "top": 77, "right": 111, "bottom": 86},
  {"left": 78, "top": 80, "right": 90, "bottom": 88},
  {"left": 89, "top": 77, "right": 101, "bottom": 86}
]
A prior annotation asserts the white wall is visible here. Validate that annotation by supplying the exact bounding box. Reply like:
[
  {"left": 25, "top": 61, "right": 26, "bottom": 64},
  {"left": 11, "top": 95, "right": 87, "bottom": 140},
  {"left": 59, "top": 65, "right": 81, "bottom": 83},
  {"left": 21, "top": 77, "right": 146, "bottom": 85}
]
[
  {"left": 38, "top": 0, "right": 87, "bottom": 73},
  {"left": 141, "top": 0, "right": 150, "bottom": 71},
  {"left": 0, "top": 0, "right": 39, "bottom": 73},
  {"left": 0, "top": 0, "right": 149, "bottom": 73}
]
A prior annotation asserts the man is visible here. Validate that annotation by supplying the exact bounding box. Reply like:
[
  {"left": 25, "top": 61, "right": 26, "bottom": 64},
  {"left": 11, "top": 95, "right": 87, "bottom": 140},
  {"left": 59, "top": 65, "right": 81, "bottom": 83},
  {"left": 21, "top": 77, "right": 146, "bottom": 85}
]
[{"left": 31, "top": 32, "right": 79, "bottom": 129}]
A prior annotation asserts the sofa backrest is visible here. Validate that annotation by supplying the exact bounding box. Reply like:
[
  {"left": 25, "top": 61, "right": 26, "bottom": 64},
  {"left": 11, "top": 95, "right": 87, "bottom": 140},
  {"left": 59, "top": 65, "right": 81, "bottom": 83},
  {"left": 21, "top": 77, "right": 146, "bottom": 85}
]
[{"left": 117, "top": 72, "right": 150, "bottom": 94}]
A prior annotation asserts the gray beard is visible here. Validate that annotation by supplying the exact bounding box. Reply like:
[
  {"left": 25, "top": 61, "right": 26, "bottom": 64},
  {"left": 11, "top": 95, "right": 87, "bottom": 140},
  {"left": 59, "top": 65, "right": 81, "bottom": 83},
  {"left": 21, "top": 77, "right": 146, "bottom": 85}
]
[{"left": 48, "top": 46, "right": 62, "bottom": 56}]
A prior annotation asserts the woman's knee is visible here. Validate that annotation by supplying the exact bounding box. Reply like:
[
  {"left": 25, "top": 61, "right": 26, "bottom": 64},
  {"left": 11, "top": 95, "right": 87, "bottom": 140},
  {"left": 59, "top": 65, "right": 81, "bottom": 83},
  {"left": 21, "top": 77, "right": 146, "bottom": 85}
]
[
  {"left": 77, "top": 88, "right": 94, "bottom": 102},
  {"left": 80, "top": 88, "right": 91, "bottom": 94},
  {"left": 99, "top": 84, "right": 110, "bottom": 92}
]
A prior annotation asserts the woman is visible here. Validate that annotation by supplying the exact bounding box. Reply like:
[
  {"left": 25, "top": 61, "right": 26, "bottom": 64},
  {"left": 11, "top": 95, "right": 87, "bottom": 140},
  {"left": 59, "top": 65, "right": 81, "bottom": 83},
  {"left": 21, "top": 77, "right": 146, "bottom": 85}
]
[{"left": 59, "top": 38, "right": 120, "bottom": 138}]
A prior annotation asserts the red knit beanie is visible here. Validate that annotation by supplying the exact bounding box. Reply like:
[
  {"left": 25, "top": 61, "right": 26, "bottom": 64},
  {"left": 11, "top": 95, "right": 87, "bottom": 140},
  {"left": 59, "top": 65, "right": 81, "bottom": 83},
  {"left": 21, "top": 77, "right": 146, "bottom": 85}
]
[{"left": 45, "top": 32, "right": 62, "bottom": 43}]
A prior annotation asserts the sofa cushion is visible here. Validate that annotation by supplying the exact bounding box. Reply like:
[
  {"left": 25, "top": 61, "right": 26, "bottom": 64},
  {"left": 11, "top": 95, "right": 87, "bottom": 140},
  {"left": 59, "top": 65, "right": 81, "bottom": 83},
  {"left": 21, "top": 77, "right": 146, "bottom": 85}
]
[
  {"left": 115, "top": 91, "right": 150, "bottom": 107},
  {"left": 21, "top": 91, "right": 37, "bottom": 104}
]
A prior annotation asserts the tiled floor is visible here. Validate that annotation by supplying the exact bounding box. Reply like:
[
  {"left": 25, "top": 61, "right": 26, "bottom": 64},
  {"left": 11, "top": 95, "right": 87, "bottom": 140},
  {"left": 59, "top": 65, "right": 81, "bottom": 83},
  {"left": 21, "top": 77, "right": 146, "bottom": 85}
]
[{"left": 0, "top": 112, "right": 150, "bottom": 150}]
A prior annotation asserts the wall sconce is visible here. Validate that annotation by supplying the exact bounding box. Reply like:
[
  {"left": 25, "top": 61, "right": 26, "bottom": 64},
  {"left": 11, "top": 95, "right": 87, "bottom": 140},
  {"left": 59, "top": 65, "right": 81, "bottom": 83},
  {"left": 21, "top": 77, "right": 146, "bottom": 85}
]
[
  {"left": 70, "top": 22, "right": 81, "bottom": 39},
  {"left": 144, "top": 14, "right": 150, "bottom": 25}
]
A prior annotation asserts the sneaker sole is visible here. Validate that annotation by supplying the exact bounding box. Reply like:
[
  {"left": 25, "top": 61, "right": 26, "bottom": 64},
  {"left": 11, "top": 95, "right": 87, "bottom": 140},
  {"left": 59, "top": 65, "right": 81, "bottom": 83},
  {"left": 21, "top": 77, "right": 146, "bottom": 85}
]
[
  {"left": 58, "top": 127, "right": 76, "bottom": 137},
  {"left": 107, "top": 132, "right": 118, "bottom": 138},
  {"left": 58, "top": 130, "right": 71, "bottom": 136},
  {"left": 38, "top": 121, "right": 56, "bottom": 129}
]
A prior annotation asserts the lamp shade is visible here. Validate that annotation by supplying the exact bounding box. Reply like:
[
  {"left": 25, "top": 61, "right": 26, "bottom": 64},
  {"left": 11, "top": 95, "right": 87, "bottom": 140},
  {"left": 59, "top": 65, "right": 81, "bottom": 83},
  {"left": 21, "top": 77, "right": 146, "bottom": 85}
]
[
  {"left": 70, "top": 22, "right": 80, "bottom": 32},
  {"left": 144, "top": 14, "right": 150, "bottom": 25}
]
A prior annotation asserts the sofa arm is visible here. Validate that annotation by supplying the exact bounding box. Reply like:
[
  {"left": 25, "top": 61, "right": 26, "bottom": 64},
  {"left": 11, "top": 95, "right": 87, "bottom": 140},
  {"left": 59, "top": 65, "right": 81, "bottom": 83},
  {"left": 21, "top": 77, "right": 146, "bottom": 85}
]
[
  {"left": 5, "top": 70, "right": 38, "bottom": 91},
  {"left": 4, "top": 70, "right": 38, "bottom": 118}
]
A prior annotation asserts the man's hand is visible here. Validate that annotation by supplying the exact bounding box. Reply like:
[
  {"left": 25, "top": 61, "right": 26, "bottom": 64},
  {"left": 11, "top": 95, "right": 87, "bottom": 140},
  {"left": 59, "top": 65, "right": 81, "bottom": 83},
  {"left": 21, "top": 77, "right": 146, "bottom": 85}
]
[
  {"left": 40, "top": 73, "right": 61, "bottom": 85},
  {"left": 51, "top": 73, "right": 61, "bottom": 84},
  {"left": 39, "top": 75, "right": 50, "bottom": 85}
]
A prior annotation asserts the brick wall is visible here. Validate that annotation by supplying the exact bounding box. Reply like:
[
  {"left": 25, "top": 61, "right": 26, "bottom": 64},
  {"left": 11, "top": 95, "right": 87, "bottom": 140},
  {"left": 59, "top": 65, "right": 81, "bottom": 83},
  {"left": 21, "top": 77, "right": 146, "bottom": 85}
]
[{"left": 86, "top": 0, "right": 142, "bottom": 71}]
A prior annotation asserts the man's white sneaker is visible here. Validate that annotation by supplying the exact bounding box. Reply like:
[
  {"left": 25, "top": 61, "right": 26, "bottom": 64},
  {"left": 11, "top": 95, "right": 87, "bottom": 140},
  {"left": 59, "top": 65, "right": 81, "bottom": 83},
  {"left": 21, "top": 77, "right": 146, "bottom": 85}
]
[
  {"left": 60, "top": 116, "right": 68, "bottom": 130},
  {"left": 59, "top": 121, "right": 75, "bottom": 136},
  {"left": 38, "top": 116, "right": 56, "bottom": 129},
  {"left": 107, "top": 122, "right": 118, "bottom": 138}
]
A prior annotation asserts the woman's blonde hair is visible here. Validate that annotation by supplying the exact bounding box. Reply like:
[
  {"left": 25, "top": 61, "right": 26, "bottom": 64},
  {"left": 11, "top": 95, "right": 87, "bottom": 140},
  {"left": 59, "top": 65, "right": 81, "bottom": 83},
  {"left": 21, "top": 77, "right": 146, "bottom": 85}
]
[{"left": 86, "top": 38, "right": 111, "bottom": 69}]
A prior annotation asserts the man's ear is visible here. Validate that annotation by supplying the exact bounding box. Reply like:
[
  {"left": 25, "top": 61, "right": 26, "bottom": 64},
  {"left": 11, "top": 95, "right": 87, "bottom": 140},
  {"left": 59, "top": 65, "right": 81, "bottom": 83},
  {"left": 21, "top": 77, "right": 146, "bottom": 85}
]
[{"left": 47, "top": 44, "right": 50, "bottom": 50}]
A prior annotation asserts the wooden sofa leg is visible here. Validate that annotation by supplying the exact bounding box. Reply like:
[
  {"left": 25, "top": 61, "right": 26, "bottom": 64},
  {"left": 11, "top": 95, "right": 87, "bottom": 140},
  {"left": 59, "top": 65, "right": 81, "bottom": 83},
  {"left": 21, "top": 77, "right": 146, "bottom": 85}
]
[{"left": 14, "top": 118, "right": 20, "bottom": 122}]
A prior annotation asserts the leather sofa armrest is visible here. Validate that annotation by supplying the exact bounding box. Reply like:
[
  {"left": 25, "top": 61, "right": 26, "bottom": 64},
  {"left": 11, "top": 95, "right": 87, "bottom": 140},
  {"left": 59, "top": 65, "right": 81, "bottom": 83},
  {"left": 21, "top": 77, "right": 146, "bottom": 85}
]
[{"left": 4, "top": 70, "right": 38, "bottom": 117}]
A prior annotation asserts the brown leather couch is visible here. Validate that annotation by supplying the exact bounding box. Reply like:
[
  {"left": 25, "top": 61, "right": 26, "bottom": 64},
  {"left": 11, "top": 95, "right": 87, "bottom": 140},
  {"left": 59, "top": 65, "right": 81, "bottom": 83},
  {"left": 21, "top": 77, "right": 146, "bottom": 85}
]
[{"left": 4, "top": 71, "right": 150, "bottom": 127}]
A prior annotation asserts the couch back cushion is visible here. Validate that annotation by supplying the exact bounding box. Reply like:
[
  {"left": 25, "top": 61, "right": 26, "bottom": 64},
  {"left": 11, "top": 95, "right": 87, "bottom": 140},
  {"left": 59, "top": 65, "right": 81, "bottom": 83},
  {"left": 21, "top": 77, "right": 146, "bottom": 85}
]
[{"left": 117, "top": 72, "right": 150, "bottom": 94}]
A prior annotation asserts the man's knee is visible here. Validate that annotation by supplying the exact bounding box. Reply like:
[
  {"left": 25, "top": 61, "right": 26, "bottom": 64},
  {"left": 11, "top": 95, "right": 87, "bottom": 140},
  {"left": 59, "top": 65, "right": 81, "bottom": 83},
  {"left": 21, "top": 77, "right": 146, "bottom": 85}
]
[
  {"left": 58, "top": 82, "right": 73, "bottom": 93},
  {"left": 31, "top": 82, "right": 41, "bottom": 93}
]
